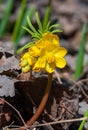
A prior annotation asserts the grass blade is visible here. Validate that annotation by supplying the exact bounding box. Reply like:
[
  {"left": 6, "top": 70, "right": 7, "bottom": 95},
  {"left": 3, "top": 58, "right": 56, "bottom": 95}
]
[
  {"left": 14, "top": 7, "right": 35, "bottom": 48},
  {"left": 74, "top": 22, "right": 87, "bottom": 80},
  {"left": 0, "top": 0, "right": 14, "bottom": 36},
  {"left": 12, "top": 0, "right": 27, "bottom": 43},
  {"left": 78, "top": 110, "right": 88, "bottom": 130}
]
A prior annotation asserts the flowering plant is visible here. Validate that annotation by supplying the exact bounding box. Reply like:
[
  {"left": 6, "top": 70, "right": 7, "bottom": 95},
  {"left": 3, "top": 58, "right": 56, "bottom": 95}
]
[
  {"left": 19, "top": 12, "right": 67, "bottom": 73},
  {"left": 19, "top": 11, "right": 67, "bottom": 129}
]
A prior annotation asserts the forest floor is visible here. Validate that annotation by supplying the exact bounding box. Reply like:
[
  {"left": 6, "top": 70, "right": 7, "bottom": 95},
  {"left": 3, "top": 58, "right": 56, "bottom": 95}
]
[{"left": 0, "top": 0, "right": 88, "bottom": 130}]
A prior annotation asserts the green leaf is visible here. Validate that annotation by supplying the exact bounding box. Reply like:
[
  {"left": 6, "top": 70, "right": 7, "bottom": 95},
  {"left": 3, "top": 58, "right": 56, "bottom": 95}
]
[
  {"left": 49, "top": 24, "right": 61, "bottom": 30},
  {"left": 78, "top": 110, "right": 88, "bottom": 130},
  {"left": 51, "top": 29, "right": 62, "bottom": 33},
  {"left": 46, "top": 21, "right": 51, "bottom": 30},
  {"left": 17, "top": 42, "right": 34, "bottom": 54},
  {"left": 43, "top": 4, "right": 51, "bottom": 31},
  {"left": 36, "top": 12, "right": 43, "bottom": 32},
  {"left": 38, "top": 29, "right": 43, "bottom": 35},
  {"left": 32, "top": 34, "right": 41, "bottom": 40},
  {"left": 27, "top": 16, "right": 37, "bottom": 34},
  {"left": 74, "top": 22, "right": 87, "bottom": 80},
  {"left": 22, "top": 26, "right": 34, "bottom": 35},
  {"left": 43, "top": 21, "right": 51, "bottom": 33}
]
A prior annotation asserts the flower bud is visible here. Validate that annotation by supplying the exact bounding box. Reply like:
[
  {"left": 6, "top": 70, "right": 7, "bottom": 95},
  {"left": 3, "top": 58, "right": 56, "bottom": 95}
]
[
  {"left": 22, "top": 65, "right": 30, "bottom": 73},
  {"left": 20, "top": 59, "right": 28, "bottom": 67}
]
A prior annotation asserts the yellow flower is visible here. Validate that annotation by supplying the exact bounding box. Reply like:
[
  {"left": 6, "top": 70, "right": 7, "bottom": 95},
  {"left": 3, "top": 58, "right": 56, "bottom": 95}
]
[
  {"left": 20, "top": 52, "right": 36, "bottom": 73},
  {"left": 33, "top": 33, "right": 67, "bottom": 73},
  {"left": 33, "top": 48, "right": 67, "bottom": 73},
  {"left": 20, "top": 33, "right": 67, "bottom": 73}
]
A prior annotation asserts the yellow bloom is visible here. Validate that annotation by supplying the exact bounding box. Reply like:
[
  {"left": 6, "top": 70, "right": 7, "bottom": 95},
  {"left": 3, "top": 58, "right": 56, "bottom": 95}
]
[
  {"left": 20, "top": 33, "right": 67, "bottom": 73},
  {"left": 20, "top": 52, "right": 36, "bottom": 72}
]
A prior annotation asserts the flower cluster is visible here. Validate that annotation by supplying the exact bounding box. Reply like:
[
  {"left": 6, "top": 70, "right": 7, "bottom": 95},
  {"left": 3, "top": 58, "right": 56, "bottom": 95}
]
[{"left": 20, "top": 32, "right": 67, "bottom": 73}]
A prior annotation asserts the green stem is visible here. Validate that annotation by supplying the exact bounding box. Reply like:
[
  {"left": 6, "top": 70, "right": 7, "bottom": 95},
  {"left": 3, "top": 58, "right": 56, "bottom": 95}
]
[{"left": 20, "top": 73, "right": 52, "bottom": 130}]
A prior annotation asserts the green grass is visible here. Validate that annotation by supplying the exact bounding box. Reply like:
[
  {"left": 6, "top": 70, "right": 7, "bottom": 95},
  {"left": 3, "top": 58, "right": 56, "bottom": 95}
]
[
  {"left": 74, "top": 22, "right": 87, "bottom": 80},
  {"left": 12, "top": 0, "right": 27, "bottom": 48},
  {"left": 13, "top": 6, "right": 35, "bottom": 50},
  {"left": 0, "top": 0, "right": 14, "bottom": 36},
  {"left": 78, "top": 110, "right": 88, "bottom": 130}
]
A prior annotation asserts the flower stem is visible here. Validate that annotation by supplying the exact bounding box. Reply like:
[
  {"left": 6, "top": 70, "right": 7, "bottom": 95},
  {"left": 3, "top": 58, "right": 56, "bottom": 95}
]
[{"left": 20, "top": 73, "right": 53, "bottom": 130}]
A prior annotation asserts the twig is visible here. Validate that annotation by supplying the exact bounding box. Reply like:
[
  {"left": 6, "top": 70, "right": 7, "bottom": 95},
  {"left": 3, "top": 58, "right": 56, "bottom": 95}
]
[
  {"left": 80, "top": 86, "right": 88, "bottom": 98},
  {"left": 3, "top": 116, "right": 88, "bottom": 130},
  {"left": 28, "top": 116, "right": 88, "bottom": 129},
  {"left": 63, "top": 76, "right": 88, "bottom": 98},
  {"left": 0, "top": 98, "right": 27, "bottom": 129},
  {"left": 72, "top": 78, "right": 88, "bottom": 98}
]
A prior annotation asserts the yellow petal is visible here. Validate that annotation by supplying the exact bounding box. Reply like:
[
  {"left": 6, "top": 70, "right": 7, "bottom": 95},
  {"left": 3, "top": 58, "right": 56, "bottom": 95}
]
[
  {"left": 21, "top": 52, "right": 30, "bottom": 59},
  {"left": 52, "top": 36, "right": 60, "bottom": 46},
  {"left": 28, "top": 56, "right": 36, "bottom": 65},
  {"left": 33, "top": 57, "right": 46, "bottom": 72},
  {"left": 33, "top": 62, "right": 41, "bottom": 72},
  {"left": 46, "top": 52, "right": 55, "bottom": 63},
  {"left": 27, "top": 58, "right": 32, "bottom": 65},
  {"left": 42, "top": 33, "right": 60, "bottom": 46},
  {"left": 54, "top": 47, "right": 67, "bottom": 58},
  {"left": 45, "top": 63, "right": 55, "bottom": 73},
  {"left": 55, "top": 57, "right": 66, "bottom": 68},
  {"left": 29, "top": 46, "right": 40, "bottom": 57}
]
